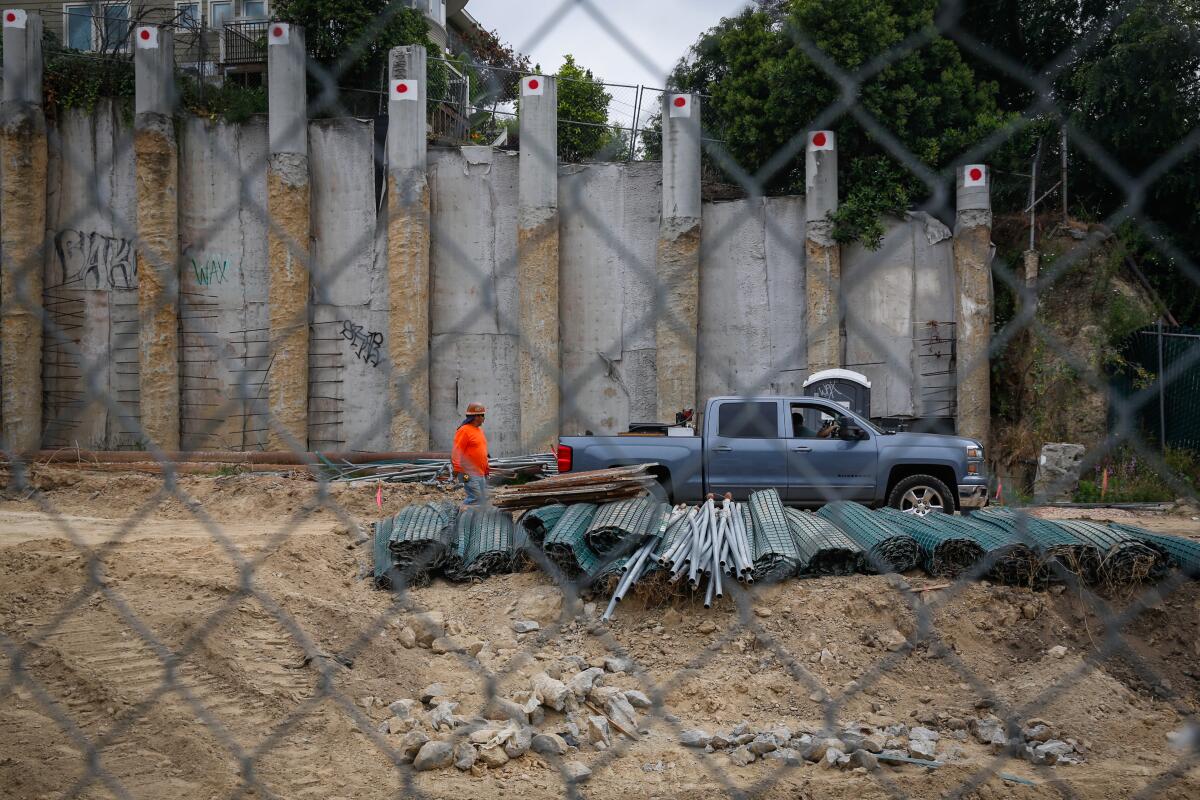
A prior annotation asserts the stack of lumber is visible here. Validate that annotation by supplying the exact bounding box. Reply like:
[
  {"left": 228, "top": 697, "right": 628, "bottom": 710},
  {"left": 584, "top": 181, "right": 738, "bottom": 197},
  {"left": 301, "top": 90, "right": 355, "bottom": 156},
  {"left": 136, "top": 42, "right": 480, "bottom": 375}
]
[{"left": 490, "top": 465, "right": 659, "bottom": 511}]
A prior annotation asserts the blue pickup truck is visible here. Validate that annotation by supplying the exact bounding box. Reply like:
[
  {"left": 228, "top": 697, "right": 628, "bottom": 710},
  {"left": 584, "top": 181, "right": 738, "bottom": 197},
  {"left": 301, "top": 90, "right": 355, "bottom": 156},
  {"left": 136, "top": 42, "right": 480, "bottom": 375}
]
[{"left": 556, "top": 396, "right": 988, "bottom": 514}]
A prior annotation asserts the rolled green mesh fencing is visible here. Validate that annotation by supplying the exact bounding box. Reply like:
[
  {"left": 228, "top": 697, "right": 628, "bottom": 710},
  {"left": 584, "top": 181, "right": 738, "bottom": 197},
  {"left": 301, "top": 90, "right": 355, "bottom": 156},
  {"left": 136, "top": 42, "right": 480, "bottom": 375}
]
[
  {"left": 373, "top": 501, "right": 459, "bottom": 588},
  {"left": 452, "top": 508, "right": 516, "bottom": 579},
  {"left": 817, "top": 501, "right": 921, "bottom": 574},
  {"left": 917, "top": 512, "right": 1041, "bottom": 585},
  {"left": 1109, "top": 523, "right": 1200, "bottom": 578},
  {"left": 1051, "top": 520, "right": 1170, "bottom": 587},
  {"left": 520, "top": 503, "right": 567, "bottom": 545},
  {"left": 543, "top": 502, "right": 600, "bottom": 578},
  {"left": 595, "top": 504, "right": 670, "bottom": 580},
  {"left": 783, "top": 507, "right": 864, "bottom": 576},
  {"left": 974, "top": 508, "right": 1103, "bottom": 584},
  {"left": 877, "top": 508, "right": 985, "bottom": 578},
  {"left": 373, "top": 515, "right": 399, "bottom": 589},
  {"left": 748, "top": 489, "right": 802, "bottom": 581},
  {"left": 585, "top": 497, "right": 664, "bottom": 555}
]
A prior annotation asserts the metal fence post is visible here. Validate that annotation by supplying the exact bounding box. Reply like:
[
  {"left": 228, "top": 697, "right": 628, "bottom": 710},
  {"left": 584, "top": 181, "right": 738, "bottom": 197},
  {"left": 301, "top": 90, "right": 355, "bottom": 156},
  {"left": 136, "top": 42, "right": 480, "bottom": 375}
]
[{"left": 1158, "top": 318, "right": 1167, "bottom": 450}]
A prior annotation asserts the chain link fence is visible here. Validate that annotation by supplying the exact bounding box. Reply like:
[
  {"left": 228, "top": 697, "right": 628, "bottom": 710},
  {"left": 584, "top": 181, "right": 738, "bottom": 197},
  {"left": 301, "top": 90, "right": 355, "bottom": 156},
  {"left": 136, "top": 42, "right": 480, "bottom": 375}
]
[{"left": 1, "top": 1, "right": 1199, "bottom": 799}]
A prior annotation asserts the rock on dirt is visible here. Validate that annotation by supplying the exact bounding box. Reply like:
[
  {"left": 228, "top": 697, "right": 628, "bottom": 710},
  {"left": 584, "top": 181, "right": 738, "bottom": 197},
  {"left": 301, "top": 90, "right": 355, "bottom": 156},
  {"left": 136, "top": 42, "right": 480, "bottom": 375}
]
[
  {"left": 413, "top": 741, "right": 455, "bottom": 771},
  {"left": 512, "top": 620, "right": 540, "bottom": 634},
  {"left": 532, "top": 733, "right": 568, "bottom": 756},
  {"left": 680, "top": 729, "right": 711, "bottom": 748},
  {"left": 563, "top": 761, "right": 591, "bottom": 783}
]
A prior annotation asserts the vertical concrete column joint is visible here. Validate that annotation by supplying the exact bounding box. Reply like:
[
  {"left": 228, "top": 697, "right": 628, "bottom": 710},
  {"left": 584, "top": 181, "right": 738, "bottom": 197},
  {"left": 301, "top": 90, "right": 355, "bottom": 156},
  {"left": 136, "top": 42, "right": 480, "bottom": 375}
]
[
  {"left": 517, "top": 73, "right": 560, "bottom": 451},
  {"left": 133, "top": 24, "right": 180, "bottom": 450},
  {"left": 953, "top": 163, "right": 993, "bottom": 444},
  {"left": 385, "top": 45, "right": 430, "bottom": 450},
  {"left": 266, "top": 23, "right": 311, "bottom": 450},
  {"left": 804, "top": 129, "right": 841, "bottom": 375},
  {"left": 656, "top": 92, "right": 701, "bottom": 423},
  {"left": 1, "top": 11, "right": 47, "bottom": 453}
]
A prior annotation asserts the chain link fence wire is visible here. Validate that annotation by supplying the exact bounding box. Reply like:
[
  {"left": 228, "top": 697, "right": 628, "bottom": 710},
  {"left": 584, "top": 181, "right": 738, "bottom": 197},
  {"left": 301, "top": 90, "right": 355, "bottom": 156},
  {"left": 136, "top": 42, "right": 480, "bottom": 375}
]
[{"left": 2, "top": 0, "right": 1200, "bottom": 798}]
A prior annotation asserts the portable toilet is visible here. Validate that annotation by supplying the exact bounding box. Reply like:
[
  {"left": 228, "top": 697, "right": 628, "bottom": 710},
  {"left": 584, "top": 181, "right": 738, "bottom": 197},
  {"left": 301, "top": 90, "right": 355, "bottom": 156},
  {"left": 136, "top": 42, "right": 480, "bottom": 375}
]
[{"left": 802, "top": 369, "right": 872, "bottom": 417}]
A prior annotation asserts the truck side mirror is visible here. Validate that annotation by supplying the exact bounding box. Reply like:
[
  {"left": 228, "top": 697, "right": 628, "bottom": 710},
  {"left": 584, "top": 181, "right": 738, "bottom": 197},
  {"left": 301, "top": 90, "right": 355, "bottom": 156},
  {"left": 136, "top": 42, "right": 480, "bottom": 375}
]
[{"left": 838, "top": 418, "right": 867, "bottom": 440}]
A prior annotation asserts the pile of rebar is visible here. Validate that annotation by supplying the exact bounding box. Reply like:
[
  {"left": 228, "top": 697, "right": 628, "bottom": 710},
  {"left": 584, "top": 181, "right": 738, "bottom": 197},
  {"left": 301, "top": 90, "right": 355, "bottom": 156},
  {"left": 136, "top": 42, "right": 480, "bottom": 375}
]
[
  {"left": 748, "top": 489, "right": 803, "bottom": 581},
  {"left": 783, "top": 508, "right": 864, "bottom": 575},
  {"left": 328, "top": 453, "right": 558, "bottom": 484},
  {"left": 1052, "top": 520, "right": 1169, "bottom": 587},
  {"left": 373, "top": 501, "right": 459, "bottom": 588},
  {"left": 490, "top": 465, "right": 658, "bottom": 511},
  {"left": 817, "top": 501, "right": 921, "bottom": 573},
  {"left": 1110, "top": 523, "right": 1200, "bottom": 578},
  {"left": 974, "top": 508, "right": 1103, "bottom": 584},
  {"left": 878, "top": 508, "right": 985, "bottom": 578}
]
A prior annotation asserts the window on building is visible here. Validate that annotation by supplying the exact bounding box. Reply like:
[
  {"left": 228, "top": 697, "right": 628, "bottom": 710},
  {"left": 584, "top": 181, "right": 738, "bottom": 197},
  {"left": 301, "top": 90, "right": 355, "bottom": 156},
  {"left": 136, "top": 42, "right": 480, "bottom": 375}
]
[
  {"left": 243, "top": 0, "right": 268, "bottom": 19},
  {"left": 211, "top": 0, "right": 232, "bottom": 26},
  {"left": 64, "top": 4, "right": 94, "bottom": 51},
  {"left": 176, "top": 1, "right": 200, "bottom": 29},
  {"left": 100, "top": 3, "right": 130, "bottom": 50}
]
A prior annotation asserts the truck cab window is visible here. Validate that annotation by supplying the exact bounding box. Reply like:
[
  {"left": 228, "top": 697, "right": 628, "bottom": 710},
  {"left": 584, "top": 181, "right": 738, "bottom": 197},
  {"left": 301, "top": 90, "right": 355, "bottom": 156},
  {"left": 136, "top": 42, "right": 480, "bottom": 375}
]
[
  {"left": 716, "top": 402, "right": 777, "bottom": 438},
  {"left": 791, "top": 404, "right": 838, "bottom": 439}
]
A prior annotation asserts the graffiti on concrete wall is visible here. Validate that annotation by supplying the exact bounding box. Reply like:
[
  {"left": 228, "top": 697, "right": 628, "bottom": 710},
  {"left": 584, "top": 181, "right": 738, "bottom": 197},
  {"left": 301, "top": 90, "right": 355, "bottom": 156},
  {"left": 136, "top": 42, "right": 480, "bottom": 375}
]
[
  {"left": 54, "top": 230, "right": 136, "bottom": 290},
  {"left": 189, "top": 254, "right": 234, "bottom": 286},
  {"left": 340, "top": 319, "right": 383, "bottom": 367}
]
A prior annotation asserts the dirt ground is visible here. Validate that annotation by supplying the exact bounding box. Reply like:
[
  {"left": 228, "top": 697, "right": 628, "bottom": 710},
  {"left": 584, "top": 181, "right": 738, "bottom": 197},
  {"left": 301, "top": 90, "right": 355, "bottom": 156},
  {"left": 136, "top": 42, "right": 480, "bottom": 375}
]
[{"left": 1, "top": 466, "right": 1198, "bottom": 799}]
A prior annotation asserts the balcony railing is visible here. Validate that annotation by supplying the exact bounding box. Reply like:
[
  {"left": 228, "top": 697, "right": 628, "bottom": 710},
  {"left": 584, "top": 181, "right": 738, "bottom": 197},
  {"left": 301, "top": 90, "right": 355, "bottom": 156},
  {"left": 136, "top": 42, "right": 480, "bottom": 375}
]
[{"left": 221, "top": 19, "right": 269, "bottom": 66}]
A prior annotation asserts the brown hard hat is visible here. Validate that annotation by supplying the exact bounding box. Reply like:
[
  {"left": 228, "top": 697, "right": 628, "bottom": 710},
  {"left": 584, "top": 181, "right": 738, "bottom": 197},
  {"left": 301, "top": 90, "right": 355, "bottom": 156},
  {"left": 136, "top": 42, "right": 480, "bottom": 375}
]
[{"left": 466, "top": 402, "right": 486, "bottom": 415}]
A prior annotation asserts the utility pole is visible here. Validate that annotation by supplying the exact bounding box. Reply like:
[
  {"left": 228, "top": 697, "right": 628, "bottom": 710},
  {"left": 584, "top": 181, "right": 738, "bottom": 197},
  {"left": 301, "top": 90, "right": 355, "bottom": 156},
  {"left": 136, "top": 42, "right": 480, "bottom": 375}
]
[{"left": 1061, "top": 126, "right": 1069, "bottom": 224}]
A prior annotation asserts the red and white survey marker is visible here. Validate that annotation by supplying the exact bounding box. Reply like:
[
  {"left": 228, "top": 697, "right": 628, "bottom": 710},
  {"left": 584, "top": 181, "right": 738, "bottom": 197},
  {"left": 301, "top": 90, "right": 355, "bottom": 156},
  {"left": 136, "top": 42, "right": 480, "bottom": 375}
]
[
  {"left": 809, "top": 130, "right": 834, "bottom": 151},
  {"left": 522, "top": 76, "right": 544, "bottom": 96},
  {"left": 390, "top": 79, "right": 418, "bottom": 100},
  {"left": 134, "top": 26, "right": 158, "bottom": 49},
  {"left": 3, "top": 9, "right": 27, "bottom": 28},
  {"left": 668, "top": 94, "right": 691, "bottom": 118},
  {"left": 963, "top": 164, "right": 987, "bottom": 187},
  {"left": 268, "top": 23, "right": 290, "bottom": 45}
]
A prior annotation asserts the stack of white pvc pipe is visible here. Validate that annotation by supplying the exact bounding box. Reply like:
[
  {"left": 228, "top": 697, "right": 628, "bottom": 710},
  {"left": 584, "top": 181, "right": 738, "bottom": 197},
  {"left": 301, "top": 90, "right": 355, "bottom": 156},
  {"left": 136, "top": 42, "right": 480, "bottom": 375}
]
[{"left": 602, "top": 494, "right": 757, "bottom": 620}]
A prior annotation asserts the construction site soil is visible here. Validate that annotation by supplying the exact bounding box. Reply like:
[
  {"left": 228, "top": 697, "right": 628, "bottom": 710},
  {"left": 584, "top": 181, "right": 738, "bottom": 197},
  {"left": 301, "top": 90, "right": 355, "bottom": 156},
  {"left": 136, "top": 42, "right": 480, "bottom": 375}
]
[{"left": 2, "top": 467, "right": 1198, "bottom": 799}]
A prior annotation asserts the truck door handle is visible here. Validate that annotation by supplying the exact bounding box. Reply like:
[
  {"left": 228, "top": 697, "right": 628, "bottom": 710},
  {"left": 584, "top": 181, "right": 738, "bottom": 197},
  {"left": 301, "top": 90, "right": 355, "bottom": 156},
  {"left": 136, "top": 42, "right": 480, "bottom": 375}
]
[
  {"left": 713, "top": 445, "right": 732, "bottom": 452},
  {"left": 791, "top": 446, "right": 812, "bottom": 452}
]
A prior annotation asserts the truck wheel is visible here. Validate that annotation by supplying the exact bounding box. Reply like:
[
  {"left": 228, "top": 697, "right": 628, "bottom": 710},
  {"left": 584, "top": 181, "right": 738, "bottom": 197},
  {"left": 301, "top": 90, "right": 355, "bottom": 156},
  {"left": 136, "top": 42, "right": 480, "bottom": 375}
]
[{"left": 888, "top": 475, "right": 952, "bottom": 516}]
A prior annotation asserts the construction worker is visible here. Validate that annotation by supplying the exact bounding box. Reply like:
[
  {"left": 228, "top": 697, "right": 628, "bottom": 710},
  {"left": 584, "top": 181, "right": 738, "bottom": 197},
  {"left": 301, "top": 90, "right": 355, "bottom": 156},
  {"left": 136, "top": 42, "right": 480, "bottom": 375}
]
[{"left": 452, "top": 402, "right": 490, "bottom": 507}]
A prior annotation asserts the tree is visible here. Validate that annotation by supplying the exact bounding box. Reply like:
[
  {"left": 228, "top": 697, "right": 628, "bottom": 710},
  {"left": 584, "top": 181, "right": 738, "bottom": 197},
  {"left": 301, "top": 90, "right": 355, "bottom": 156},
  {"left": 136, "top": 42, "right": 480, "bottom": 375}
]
[
  {"left": 555, "top": 54, "right": 624, "bottom": 162},
  {"left": 962, "top": 0, "right": 1200, "bottom": 323},
  {"left": 275, "top": 0, "right": 437, "bottom": 102},
  {"left": 666, "top": 0, "right": 1007, "bottom": 246},
  {"left": 454, "top": 26, "right": 531, "bottom": 105}
]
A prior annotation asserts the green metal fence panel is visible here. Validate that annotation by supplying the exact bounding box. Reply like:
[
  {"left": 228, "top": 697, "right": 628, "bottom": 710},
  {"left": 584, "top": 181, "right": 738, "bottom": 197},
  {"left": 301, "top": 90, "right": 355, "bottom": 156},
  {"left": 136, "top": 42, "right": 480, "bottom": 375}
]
[
  {"left": 748, "top": 489, "right": 801, "bottom": 581},
  {"left": 877, "top": 508, "right": 985, "bottom": 578},
  {"left": 782, "top": 507, "right": 864, "bottom": 576},
  {"left": 1114, "top": 326, "right": 1200, "bottom": 451},
  {"left": 816, "top": 501, "right": 922, "bottom": 573}
]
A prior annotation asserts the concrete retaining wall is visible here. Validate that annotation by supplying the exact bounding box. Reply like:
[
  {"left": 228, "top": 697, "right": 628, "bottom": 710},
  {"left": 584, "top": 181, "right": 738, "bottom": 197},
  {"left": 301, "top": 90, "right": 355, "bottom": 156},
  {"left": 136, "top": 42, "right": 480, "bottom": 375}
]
[
  {"left": 178, "top": 115, "right": 269, "bottom": 451},
  {"left": 42, "top": 102, "right": 139, "bottom": 449},
  {"left": 428, "top": 146, "right": 522, "bottom": 456},
  {"left": 559, "top": 161, "right": 659, "bottom": 436},
  {"left": 308, "top": 117, "right": 391, "bottom": 451},
  {"left": 31, "top": 117, "right": 963, "bottom": 451},
  {"left": 698, "top": 196, "right": 808, "bottom": 402}
]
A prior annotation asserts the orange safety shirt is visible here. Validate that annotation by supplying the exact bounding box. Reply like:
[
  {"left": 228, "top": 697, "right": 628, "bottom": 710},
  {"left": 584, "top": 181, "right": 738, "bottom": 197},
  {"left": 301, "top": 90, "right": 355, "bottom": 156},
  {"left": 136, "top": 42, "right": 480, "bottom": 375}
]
[{"left": 451, "top": 424, "right": 489, "bottom": 477}]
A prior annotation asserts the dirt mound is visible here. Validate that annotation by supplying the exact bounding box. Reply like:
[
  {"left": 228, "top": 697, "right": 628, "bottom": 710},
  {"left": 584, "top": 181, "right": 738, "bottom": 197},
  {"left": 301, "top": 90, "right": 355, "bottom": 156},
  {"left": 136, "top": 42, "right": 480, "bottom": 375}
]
[{"left": 1, "top": 471, "right": 1197, "bottom": 799}]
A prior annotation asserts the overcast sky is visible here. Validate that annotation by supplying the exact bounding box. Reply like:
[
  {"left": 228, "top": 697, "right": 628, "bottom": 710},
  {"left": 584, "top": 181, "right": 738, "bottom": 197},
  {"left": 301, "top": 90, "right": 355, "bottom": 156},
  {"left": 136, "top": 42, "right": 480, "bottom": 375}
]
[{"left": 468, "top": 0, "right": 753, "bottom": 90}]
